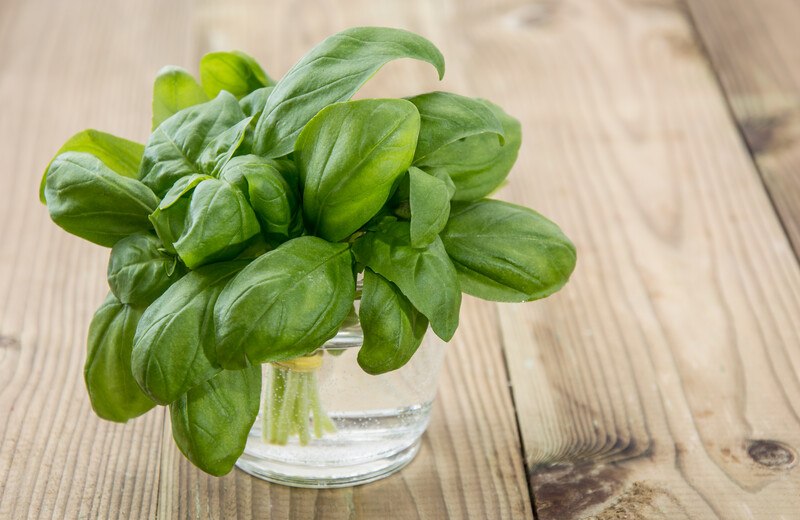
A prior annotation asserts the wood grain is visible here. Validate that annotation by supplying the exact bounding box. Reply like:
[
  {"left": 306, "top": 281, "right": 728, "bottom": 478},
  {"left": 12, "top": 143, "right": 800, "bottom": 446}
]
[
  {"left": 0, "top": 0, "right": 198, "bottom": 517},
  {"left": 685, "top": 0, "right": 800, "bottom": 259},
  {"left": 4, "top": 0, "right": 800, "bottom": 518},
  {"left": 463, "top": 0, "right": 800, "bottom": 517}
]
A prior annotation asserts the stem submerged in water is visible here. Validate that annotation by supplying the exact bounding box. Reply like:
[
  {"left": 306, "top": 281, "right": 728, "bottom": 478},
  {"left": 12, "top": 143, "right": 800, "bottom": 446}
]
[{"left": 261, "top": 352, "right": 336, "bottom": 445}]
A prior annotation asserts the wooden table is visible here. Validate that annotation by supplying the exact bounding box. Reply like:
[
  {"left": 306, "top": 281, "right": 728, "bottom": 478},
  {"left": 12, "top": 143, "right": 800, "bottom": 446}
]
[{"left": 2, "top": 0, "right": 799, "bottom": 518}]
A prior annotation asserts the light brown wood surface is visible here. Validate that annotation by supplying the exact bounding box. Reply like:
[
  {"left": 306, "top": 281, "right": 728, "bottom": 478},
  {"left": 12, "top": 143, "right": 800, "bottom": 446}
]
[
  {"left": 1, "top": 0, "right": 799, "bottom": 518},
  {"left": 484, "top": 0, "right": 800, "bottom": 517},
  {"left": 686, "top": 0, "right": 800, "bottom": 258}
]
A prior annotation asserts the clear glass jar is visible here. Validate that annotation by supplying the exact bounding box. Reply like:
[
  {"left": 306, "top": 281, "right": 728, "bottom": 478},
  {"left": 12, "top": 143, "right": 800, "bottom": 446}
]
[{"left": 235, "top": 318, "right": 446, "bottom": 488}]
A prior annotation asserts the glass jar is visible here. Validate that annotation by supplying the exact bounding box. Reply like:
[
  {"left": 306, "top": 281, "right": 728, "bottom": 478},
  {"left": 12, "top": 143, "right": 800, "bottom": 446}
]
[{"left": 235, "top": 317, "right": 447, "bottom": 488}]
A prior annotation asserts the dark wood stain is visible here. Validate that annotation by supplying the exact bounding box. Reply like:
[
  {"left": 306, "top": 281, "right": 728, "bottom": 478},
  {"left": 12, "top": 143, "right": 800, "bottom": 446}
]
[
  {"left": 507, "top": 1, "right": 560, "bottom": 29},
  {"left": 591, "top": 481, "right": 687, "bottom": 520},
  {"left": 532, "top": 462, "right": 630, "bottom": 519},
  {"left": 739, "top": 115, "right": 792, "bottom": 156},
  {"left": 747, "top": 440, "right": 797, "bottom": 469},
  {"left": 0, "top": 334, "right": 20, "bottom": 351}
]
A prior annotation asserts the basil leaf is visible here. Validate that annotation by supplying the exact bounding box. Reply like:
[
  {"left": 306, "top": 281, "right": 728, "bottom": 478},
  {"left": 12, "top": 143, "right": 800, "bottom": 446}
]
[
  {"left": 358, "top": 269, "right": 428, "bottom": 374},
  {"left": 158, "top": 173, "right": 212, "bottom": 209},
  {"left": 434, "top": 168, "right": 457, "bottom": 199},
  {"left": 253, "top": 26, "right": 444, "bottom": 158},
  {"left": 149, "top": 200, "right": 187, "bottom": 256},
  {"left": 151, "top": 66, "right": 209, "bottom": 130},
  {"left": 352, "top": 220, "right": 460, "bottom": 341},
  {"left": 239, "top": 86, "right": 273, "bottom": 117},
  {"left": 200, "top": 51, "right": 273, "bottom": 99},
  {"left": 39, "top": 129, "right": 144, "bottom": 203},
  {"left": 148, "top": 174, "right": 212, "bottom": 255},
  {"left": 408, "top": 166, "right": 452, "bottom": 248},
  {"left": 195, "top": 115, "right": 253, "bottom": 177},
  {"left": 271, "top": 157, "right": 301, "bottom": 192},
  {"left": 237, "top": 87, "right": 275, "bottom": 155},
  {"left": 107, "top": 232, "right": 184, "bottom": 305},
  {"left": 232, "top": 234, "right": 270, "bottom": 260},
  {"left": 131, "top": 261, "right": 246, "bottom": 405},
  {"left": 169, "top": 366, "right": 261, "bottom": 476},
  {"left": 407, "top": 91, "right": 504, "bottom": 163},
  {"left": 248, "top": 170, "right": 297, "bottom": 240},
  {"left": 173, "top": 178, "right": 261, "bottom": 269},
  {"left": 44, "top": 152, "right": 159, "bottom": 247},
  {"left": 85, "top": 293, "right": 155, "bottom": 422},
  {"left": 215, "top": 236, "right": 355, "bottom": 368},
  {"left": 221, "top": 155, "right": 301, "bottom": 242},
  {"left": 417, "top": 99, "right": 521, "bottom": 201},
  {"left": 295, "top": 99, "right": 420, "bottom": 241},
  {"left": 139, "top": 91, "right": 246, "bottom": 197},
  {"left": 441, "top": 199, "right": 576, "bottom": 302}
]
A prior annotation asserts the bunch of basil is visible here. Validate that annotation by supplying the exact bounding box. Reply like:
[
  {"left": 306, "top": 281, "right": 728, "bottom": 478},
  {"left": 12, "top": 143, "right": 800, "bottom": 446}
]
[{"left": 40, "top": 27, "right": 576, "bottom": 476}]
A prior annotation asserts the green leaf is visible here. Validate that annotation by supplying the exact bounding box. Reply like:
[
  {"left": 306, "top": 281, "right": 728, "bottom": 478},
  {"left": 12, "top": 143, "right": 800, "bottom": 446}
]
[
  {"left": 151, "top": 66, "right": 209, "bottom": 130},
  {"left": 239, "top": 86, "right": 274, "bottom": 117},
  {"left": 434, "top": 169, "right": 457, "bottom": 199},
  {"left": 271, "top": 157, "right": 301, "bottom": 193},
  {"left": 407, "top": 91, "right": 504, "bottom": 163},
  {"left": 149, "top": 201, "right": 188, "bottom": 256},
  {"left": 221, "top": 155, "right": 301, "bottom": 242},
  {"left": 169, "top": 366, "right": 261, "bottom": 476},
  {"left": 200, "top": 51, "right": 273, "bottom": 99},
  {"left": 232, "top": 234, "right": 271, "bottom": 260},
  {"left": 158, "top": 173, "right": 212, "bottom": 209},
  {"left": 237, "top": 87, "right": 275, "bottom": 155},
  {"left": 195, "top": 116, "right": 253, "bottom": 177},
  {"left": 172, "top": 178, "right": 261, "bottom": 269},
  {"left": 107, "top": 232, "right": 185, "bottom": 305},
  {"left": 131, "top": 261, "right": 246, "bottom": 405},
  {"left": 352, "top": 220, "right": 460, "bottom": 341},
  {"left": 408, "top": 166, "right": 452, "bottom": 248},
  {"left": 148, "top": 174, "right": 212, "bottom": 255},
  {"left": 44, "top": 152, "right": 159, "bottom": 247},
  {"left": 358, "top": 269, "right": 428, "bottom": 374},
  {"left": 440, "top": 199, "right": 576, "bottom": 302},
  {"left": 253, "top": 26, "right": 444, "bottom": 158},
  {"left": 214, "top": 236, "right": 355, "bottom": 368},
  {"left": 139, "top": 91, "right": 247, "bottom": 197},
  {"left": 416, "top": 99, "right": 521, "bottom": 201},
  {"left": 248, "top": 171, "right": 296, "bottom": 239},
  {"left": 150, "top": 175, "right": 261, "bottom": 267},
  {"left": 39, "top": 129, "right": 144, "bottom": 203},
  {"left": 84, "top": 293, "right": 155, "bottom": 422},
  {"left": 295, "top": 99, "right": 420, "bottom": 241}
]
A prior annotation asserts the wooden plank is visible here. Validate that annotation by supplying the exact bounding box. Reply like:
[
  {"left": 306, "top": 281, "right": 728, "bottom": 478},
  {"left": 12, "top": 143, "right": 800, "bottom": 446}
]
[
  {"left": 155, "top": 3, "right": 534, "bottom": 517},
  {"left": 9, "top": 0, "right": 800, "bottom": 518},
  {"left": 0, "top": 0, "right": 190, "bottom": 518},
  {"left": 685, "top": 0, "right": 800, "bottom": 258},
  {"left": 451, "top": 0, "right": 800, "bottom": 517}
]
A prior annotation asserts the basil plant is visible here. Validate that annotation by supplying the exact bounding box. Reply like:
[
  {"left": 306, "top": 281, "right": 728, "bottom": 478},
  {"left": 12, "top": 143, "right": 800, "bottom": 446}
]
[{"left": 41, "top": 27, "right": 576, "bottom": 476}]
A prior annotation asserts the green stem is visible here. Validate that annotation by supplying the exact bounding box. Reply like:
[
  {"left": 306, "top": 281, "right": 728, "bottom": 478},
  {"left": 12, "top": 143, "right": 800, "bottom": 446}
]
[
  {"left": 262, "top": 355, "right": 336, "bottom": 446},
  {"left": 297, "top": 373, "right": 311, "bottom": 446},
  {"left": 276, "top": 370, "right": 298, "bottom": 444},
  {"left": 263, "top": 367, "right": 285, "bottom": 443},
  {"left": 310, "top": 375, "right": 336, "bottom": 435}
]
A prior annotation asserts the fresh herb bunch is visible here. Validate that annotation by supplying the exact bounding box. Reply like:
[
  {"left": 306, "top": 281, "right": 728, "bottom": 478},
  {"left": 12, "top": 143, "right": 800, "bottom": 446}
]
[{"left": 41, "top": 27, "right": 576, "bottom": 476}]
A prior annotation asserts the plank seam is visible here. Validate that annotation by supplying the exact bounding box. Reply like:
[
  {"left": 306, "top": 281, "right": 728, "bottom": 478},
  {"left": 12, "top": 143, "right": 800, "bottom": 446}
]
[
  {"left": 680, "top": 0, "right": 800, "bottom": 265},
  {"left": 493, "top": 303, "right": 540, "bottom": 520}
]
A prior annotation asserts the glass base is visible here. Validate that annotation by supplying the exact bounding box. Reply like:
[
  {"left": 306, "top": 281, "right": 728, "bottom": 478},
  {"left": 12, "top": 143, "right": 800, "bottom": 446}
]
[{"left": 235, "top": 438, "right": 421, "bottom": 488}]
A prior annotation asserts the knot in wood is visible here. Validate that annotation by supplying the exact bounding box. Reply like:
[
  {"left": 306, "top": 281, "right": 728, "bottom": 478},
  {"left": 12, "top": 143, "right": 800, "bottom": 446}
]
[{"left": 747, "top": 440, "right": 796, "bottom": 469}]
